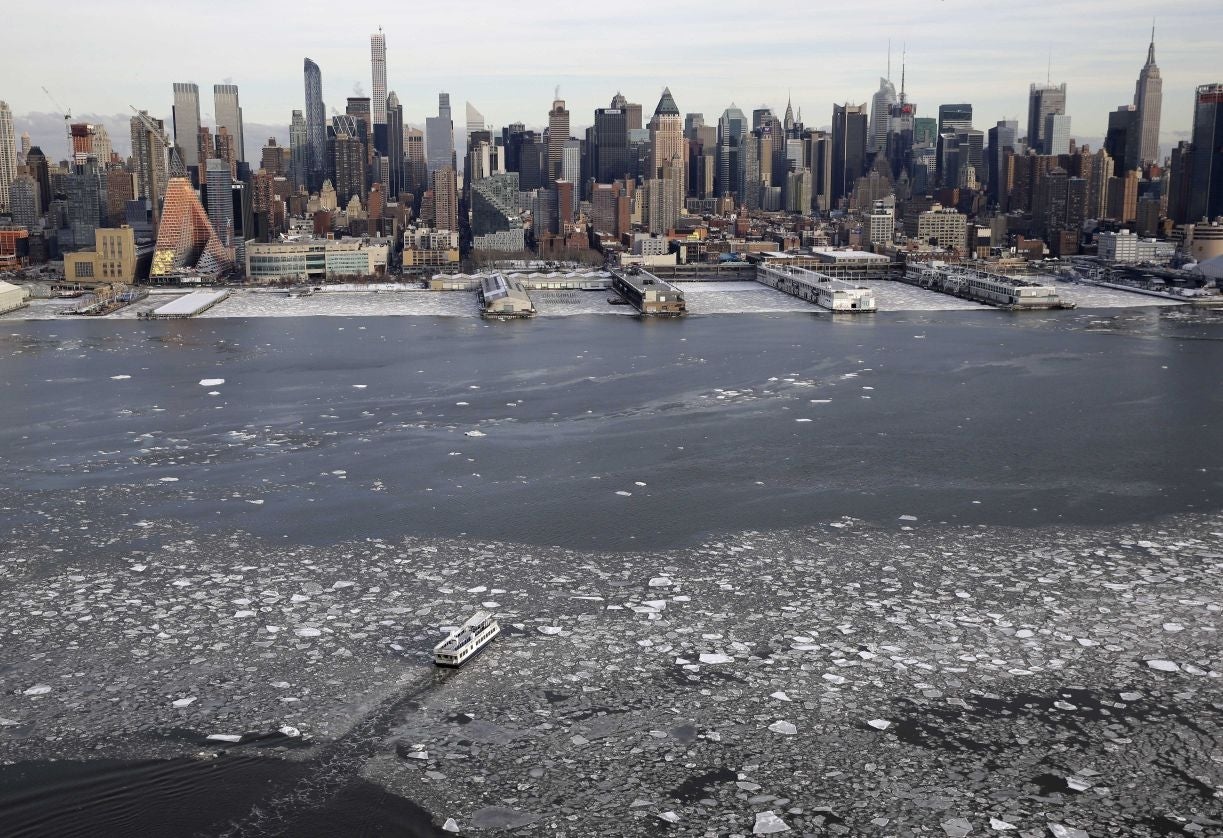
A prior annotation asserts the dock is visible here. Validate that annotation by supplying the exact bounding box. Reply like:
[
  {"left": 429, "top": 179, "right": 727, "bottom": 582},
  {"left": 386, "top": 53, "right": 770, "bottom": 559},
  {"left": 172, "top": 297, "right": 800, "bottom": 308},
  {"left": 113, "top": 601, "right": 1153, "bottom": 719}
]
[
  {"left": 140, "top": 289, "right": 231, "bottom": 319},
  {"left": 608, "top": 267, "right": 686, "bottom": 316},
  {"left": 754, "top": 263, "right": 877, "bottom": 312},
  {"left": 478, "top": 273, "right": 536, "bottom": 318},
  {"left": 902, "top": 264, "right": 1074, "bottom": 310}
]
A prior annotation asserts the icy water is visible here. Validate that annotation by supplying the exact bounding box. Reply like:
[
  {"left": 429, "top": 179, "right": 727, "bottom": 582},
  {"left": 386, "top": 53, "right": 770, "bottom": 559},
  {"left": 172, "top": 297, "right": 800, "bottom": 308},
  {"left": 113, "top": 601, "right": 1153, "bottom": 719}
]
[{"left": 1, "top": 307, "right": 1221, "bottom": 837}]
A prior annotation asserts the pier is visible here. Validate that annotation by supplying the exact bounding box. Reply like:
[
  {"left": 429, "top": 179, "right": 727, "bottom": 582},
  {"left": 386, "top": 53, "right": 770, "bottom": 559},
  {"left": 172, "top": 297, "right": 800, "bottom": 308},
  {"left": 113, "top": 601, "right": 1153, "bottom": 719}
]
[
  {"left": 608, "top": 267, "right": 687, "bottom": 316},
  {"left": 140, "top": 289, "right": 231, "bottom": 319},
  {"left": 754, "top": 263, "right": 877, "bottom": 312},
  {"left": 901, "top": 264, "right": 1074, "bottom": 310},
  {"left": 478, "top": 274, "right": 536, "bottom": 318}
]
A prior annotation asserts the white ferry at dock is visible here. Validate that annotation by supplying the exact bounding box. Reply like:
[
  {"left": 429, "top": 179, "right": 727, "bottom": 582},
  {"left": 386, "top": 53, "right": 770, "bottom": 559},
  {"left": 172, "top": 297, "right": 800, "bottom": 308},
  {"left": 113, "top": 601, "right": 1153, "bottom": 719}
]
[{"left": 433, "top": 611, "right": 500, "bottom": 667}]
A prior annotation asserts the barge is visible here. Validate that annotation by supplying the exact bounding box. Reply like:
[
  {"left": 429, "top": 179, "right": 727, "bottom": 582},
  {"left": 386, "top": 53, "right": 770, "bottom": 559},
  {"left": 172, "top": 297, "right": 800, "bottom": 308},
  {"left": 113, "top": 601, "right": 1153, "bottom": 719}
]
[{"left": 434, "top": 611, "right": 500, "bottom": 667}]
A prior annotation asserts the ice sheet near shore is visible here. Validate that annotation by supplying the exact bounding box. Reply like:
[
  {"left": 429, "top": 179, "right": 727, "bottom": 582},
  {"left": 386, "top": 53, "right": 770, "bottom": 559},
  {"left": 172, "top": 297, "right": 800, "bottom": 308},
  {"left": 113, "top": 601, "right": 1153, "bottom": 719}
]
[
  {"left": 1, "top": 504, "right": 1219, "bottom": 837},
  {"left": 0, "top": 278, "right": 1182, "bottom": 321}
]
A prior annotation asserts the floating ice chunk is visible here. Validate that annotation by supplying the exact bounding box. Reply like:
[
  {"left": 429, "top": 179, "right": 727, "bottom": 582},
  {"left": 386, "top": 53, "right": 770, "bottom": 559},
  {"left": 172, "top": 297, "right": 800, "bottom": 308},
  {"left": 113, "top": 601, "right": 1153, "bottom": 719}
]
[
  {"left": 1066, "top": 776, "right": 1093, "bottom": 791},
  {"left": 635, "top": 481, "right": 647, "bottom": 486},
  {"left": 867, "top": 719, "right": 892, "bottom": 731},
  {"left": 271, "top": 682, "right": 291, "bottom": 689},
  {"left": 246, "top": 499, "right": 264, "bottom": 505},
  {"left": 770, "top": 691, "right": 791, "bottom": 702},
  {"left": 278, "top": 725, "right": 301, "bottom": 738},
  {"left": 233, "top": 610, "right": 257, "bottom": 618},
  {"left": 206, "top": 734, "right": 243, "bottom": 743},
  {"left": 23, "top": 685, "right": 52, "bottom": 696},
  {"left": 795, "top": 418, "right": 812, "bottom": 423},
  {"left": 941, "top": 818, "right": 973, "bottom": 837},
  {"left": 291, "top": 594, "right": 310, "bottom": 603},
  {"left": 1162, "top": 623, "right": 1184, "bottom": 632},
  {"left": 615, "top": 490, "right": 632, "bottom": 497},
  {"left": 160, "top": 477, "right": 179, "bottom": 483},
  {"left": 648, "top": 577, "right": 673, "bottom": 587},
  {"left": 822, "top": 673, "right": 846, "bottom": 685},
  {"left": 464, "top": 430, "right": 486, "bottom": 437},
  {"left": 442, "top": 819, "right": 460, "bottom": 833},
  {"left": 989, "top": 818, "right": 1017, "bottom": 831},
  {"left": 753, "top": 810, "right": 790, "bottom": 834},
  {"left": 699, "top": 653, "right": 733, "bottom": 665},
  {"left": 898, "top": 514, "right": 917, "bottom": 521},
  {"left": 353, "top": 384, "right": 367, "bottom": 389},
  {"left": 1119, "top": 691, "right": 1142, "bottom": 702},
  {"left": 110, "top": 374, "right": 131, "bottom": 380},
  {"left": 482, "top": 601, "right": 500, "bottom": 609},
  {"left": 1048, "top": 825, "right": 1089, "bottom": 838},
  {"left": 199, "top": 378, "right": 225, "bottom": 387},
  {"left": 658, "top": 811, "right": 681, "bottom": 824},
  {"left": 538, "top": 626, "right": 563, "bottom": 635},
  {"left": 768, "top": 720, "right": 797, "bottom": 735},
  {"left": 467, "top": 586, "right": 488, "bottom": 593},
  {"left": 1146, "top": 659, "right": 1180, "bottom": 672},
  {"left": 265, "top": 626, "right": 282, "bottom": 634},
  {"left": 331, "top": 581, "right": 356, "bottom": 590},
  {"left": 455, "top": 401, "right": 469, "bottom": 406},
  {"left": 294, "top": 627, "right": 322, "bottom": 637}
]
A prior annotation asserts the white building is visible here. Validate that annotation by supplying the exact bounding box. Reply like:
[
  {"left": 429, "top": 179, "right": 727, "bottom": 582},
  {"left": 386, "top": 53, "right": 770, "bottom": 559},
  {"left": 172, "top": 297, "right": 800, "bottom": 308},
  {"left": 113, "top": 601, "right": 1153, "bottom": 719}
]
[
  {"left": 0, "top": 280, "right": 28, "bottom": 315},
  {"left": 1097, "top": 229, "right": 1174, "bottom": 263},
  {"left": 867, "top": 203, "right": 895, "bottom": 246},
  {"left": 472, "top": 227, "right": 526, "bottom": 252},
  {"left": 917, "top": 205, "right": 968, "bottom": 252},
  {"left": 245, "top": 237, "right": 389, "bottom": 281}
]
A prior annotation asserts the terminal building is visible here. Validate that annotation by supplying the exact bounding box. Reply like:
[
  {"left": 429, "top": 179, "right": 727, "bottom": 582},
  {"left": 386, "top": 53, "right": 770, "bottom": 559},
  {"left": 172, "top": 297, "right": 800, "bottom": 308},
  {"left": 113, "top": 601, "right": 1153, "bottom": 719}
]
[
  {"left": 477, "top": 273, "right": 535, "bottom": 317},
  {"left": 245, "top": 237, "right": 389, "bottom": 282},
  {"left": 1097, "top": 229, "right": 1176, "bottom": 264},
  {"left": 610, "top": 266, "right": 686, "bottom": 315}
]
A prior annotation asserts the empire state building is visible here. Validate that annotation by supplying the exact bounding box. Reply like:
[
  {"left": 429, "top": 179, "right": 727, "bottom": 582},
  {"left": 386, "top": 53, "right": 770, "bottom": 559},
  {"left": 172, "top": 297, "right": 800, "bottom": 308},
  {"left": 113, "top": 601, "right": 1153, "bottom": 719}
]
[{"left": 1133, "top": 28, "right": 1162, "bottom": 166}]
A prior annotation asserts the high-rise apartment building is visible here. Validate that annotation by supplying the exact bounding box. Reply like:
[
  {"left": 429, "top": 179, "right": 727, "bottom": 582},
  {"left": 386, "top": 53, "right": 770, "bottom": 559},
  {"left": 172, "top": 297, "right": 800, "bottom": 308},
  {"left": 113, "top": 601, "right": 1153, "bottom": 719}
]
[
  {"left": 129, "top": 111, "right": 168, "bottom": 223},
  {"left": 548, "top": 97, "right": 570, "bottom": 183},
  {"left": 370, "top": 29, "right": 387, "bottom": 127},
  {"left": 65, "top": 159, "right": 106, "bottom": 251},
  {"left": 303, "top": 59, "right": 326, "bottom": 191},
  {"left": 717, "top": 105, "right": 747, "bottom": 200},
  {"left": 9, "top": 175, "right": 38, "bottom": 229},
  {"left": 431, "top": 166, "right": 458, "bottom": 233},
  {"left": 869, "top": 77, "right": 897, "bottom": 154},
  {"left": 330, "top": 115, "right": 366, "bottom": 206},
  {"left": 387, "top": 92, "right": 404, "bottom": 197},
  {"left": 213, "top": 84, "right": 245, "bottom": 163},
  {"left": 205, "top": 158, "right": 234, "bottom": 247},
  {"left": 290, "top": 110, "right": 308, "bottom": 191},
  {"left": 0, "top": 101, "right": 16, "bottom": 213},
  {"left": 172, "top": 83, "right": 202, "bottom": 167},
  {"left": 831, "top": 102, "right": 868, "bottom": 205},
  {"left": 1133, "top": 29, "right": 1162, "bottom": 165},
  {"left": 1027, "top": 83, "right": 1066, "bottom": 151},
  {"left": 426, "top": 93, "right": 454, "bottom": 174},
  {"left": 1187, "top": 83, "right": 1223, "bottom": 223}
]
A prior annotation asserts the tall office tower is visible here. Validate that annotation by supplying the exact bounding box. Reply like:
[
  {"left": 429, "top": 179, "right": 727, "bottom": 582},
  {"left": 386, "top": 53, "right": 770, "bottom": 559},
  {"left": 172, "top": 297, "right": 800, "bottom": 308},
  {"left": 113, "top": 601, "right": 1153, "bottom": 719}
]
[
  {"left": 261, "top": 138, "right": 288, "bottom": 175},
  {"left": 1133, "top": 28, "right": 1162, "bottom": 165},
  {"left": 625, "top": 102, "right": 643, "bottom": 131},
  {"left": 988, "top": 120, "right": 1018, "bottom": 204},
  {"left": 1027, "top": 83, "right": 1066, "bottom": 150},
  {"left": 0, "top": 101, "right": 15, "bottom": 213},
  {"left": 104, "top": 168, "right": 133, "bottom": 226},
  {"left": 215, "top": 128, "right": 239, "bottom": 176},
  {"left": 25, "top": 146, "right": 50, "bottom": 215},
  {"left": 1106, "top": 106, "right": 1141, "bottom": 173},
  {"left": 649, "top": 88, "right": 685, "bottom": 186},
  {"left": 205, "top": 158, "right": 234, "bottom": 247},
  {"left": 9, "top": 175, "right": 38, "bottom": 229},
  {"left": 647, "top": 153, "right": 684, "bottom": 234},
  {"left": 1187, "top": 83, "right": 1223, "bottom": 223},
  {"left": 830, "top": 102, "right": 868, "bottom": 205},
  {"left": 717, "top": 105, "right": 747, "bottom": 199},
  {"left": 172, "top": 83, "right": 202, "bottom": 167},
  {"left": 404, "top": 126, "right": 426, "bottom": 195},
  {"left": 304, "top": 58, "right": 326, "bottom": 191},
  {"left": 431, "top": 166, "right": 458, "bottom": 232},
  {"left": 386, "top": 93, "right": 404, "bottom": 197},
  {"left": 886, "top": 99, "right": 916, "bottom": 180},
  {"left": 870, "top": 77, "right": 897, "bottom": 154},
  {"left": 547, "top": 96, "right": 570, "bottom": 183},
  {"left": 330, "top": 115, "right": 366, "bottom": 206},
  {"left": 65, "top": 159, "right": 105, "bottom": 251},
  {"left": 466, "top": 102, "right": 485, "bottom": 140},
  {"left": 129, "top": 112, "right": 168, "bottom": 215},
  {"left": 213, "top": 85, "right": 246, "bottom": 163},
  {"left": 937, "top": 103, "right": 972, "bottom": 135},
  {"left": 290, "top": 110, "right": 308, "bottom": 191},
  {"left": 426, "top": 93, "right": 454, "bottom": 174},
  {"left": 1043, "top": 114, "right": 1071, "bottom": 156},
  {"left": 561, "top": 138, "right": 581, "bottom": 203},
  {"left": 804, "top": 129, "right": 833, "bottom": 212},
  {"left": 370, "top": 29, "right": 387, "bottom": 127},
  {"left": 346, "top": 98, "right": 372, "bottom": 154},
  {"left": 955, "top": 128, "right": 985, "bottom": 188},
  {"left": 593, "top": 94, "right": 630, "bottom": 184},
  {"left": 19, "top": 132, "right": 31, "bottom": 164}
]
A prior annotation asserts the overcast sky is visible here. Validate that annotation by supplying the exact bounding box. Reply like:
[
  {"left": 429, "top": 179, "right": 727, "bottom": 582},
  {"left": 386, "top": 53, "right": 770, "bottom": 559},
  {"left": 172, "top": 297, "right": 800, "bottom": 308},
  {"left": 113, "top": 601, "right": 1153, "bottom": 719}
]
[{"left": 4, "top": 0, "right": 1220, "bottom": 160}]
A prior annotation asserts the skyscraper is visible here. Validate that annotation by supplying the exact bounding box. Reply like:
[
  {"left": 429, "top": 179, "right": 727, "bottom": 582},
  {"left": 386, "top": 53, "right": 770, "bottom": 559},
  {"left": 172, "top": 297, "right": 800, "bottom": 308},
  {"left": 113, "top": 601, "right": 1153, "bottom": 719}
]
[
  {"left": 869, "top": 77, "right": 897, "bottom": 154},
  {"left": 426, "top": 93, "right": 454, "bottom": 174},
  {"left": 213, "top": 84, "right": 245, "bottom": 163},
  {"left": 370, "top": 29, "right": 387, "bottom": 127},
  {"left": 466, "top": 102, "right": 485, "bottom": 140},
  {"left": 151, "top": 177, "right": 233, "bottom": 278},
  {"left": 205, "top": 158, "right": 234, "bottom": 247},
  {"left": 1106, "top": 106, "right": 1141, "bottom": 173},
  {"left": 387, "top": 93, "right": 404, "bottom": 197},
  {"left": 1027, "top": 83, "right": 1066, "bottom": 151},
  {"left": 0, "top": 101, "right": 16, "bottom": 213},
  {"left": 172, "top": 83, "right": 202, "bottom": 167},
  {"left": 129, "top": 111, "right": 169, "bottom": 224},
  {"left": 594, "top": 93, "right": 630, "bottom": 184},
  {"left": 1187, "top": 83, "right": 1223, "bottom": 223},
  {"left": 937, "top": 104, "right": 973, "bottom": 135},
  {"left": 831, "top": 102, "right": 868, "bottom": 205},
  {"left": 289, "top": 110, "right": 308, "bottom": 191},
  {"left": 548, "top": 96, "right": 570, "bottom": 183},
  {"left": 303, "top": 58, "right": 326, "bottom": 191},
  {"left": 1133, "top": 28, "right": 1162, "bottom": 165},
  {"left": 431, "top": 166, "right": 458, "bottom": 232},
  {"left": 717, "top": 105, "right": 747, "bottom": 199},
  {"left": 1043, "top": 114, "right": 1071, "bottom": 156},
  {"left": 649, "top": 88, "right": 685, "bottom": 184}
]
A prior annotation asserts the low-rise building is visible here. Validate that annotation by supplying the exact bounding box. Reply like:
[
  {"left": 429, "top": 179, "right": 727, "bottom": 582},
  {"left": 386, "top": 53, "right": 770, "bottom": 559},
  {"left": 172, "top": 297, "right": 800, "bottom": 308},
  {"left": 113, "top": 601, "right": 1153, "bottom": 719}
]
[
  {"left": 245, "top": 237, "right": 389, "bottom": 282},
  {"left": 403, "top": 227, "right": 459, "bottom": 268},
  {"left": 62, "top": 226, "right": 147, "bottom": 284},
  {"left": 1097, "top": 229, "right": 1176, "bottom": 264},
  {"left": 916, "top": 205, "right": 968, "bottom": 252},
  {"left": 0, "top": 280, "right": 30, "bottom": 314}
]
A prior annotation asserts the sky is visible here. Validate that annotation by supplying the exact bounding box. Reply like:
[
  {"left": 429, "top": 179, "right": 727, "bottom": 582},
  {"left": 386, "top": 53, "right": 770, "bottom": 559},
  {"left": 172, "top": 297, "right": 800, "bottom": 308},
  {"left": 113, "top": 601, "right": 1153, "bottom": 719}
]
[{"left": 3, "top": 0, "right": 1221, "bottom": 161}]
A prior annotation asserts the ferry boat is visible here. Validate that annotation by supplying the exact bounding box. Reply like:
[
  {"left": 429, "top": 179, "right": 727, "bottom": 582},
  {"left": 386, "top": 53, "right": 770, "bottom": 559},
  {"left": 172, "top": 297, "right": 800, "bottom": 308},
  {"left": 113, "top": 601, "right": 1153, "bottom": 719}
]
[{"left": 433, "top": 611, "right": 500, "bottom": 667}]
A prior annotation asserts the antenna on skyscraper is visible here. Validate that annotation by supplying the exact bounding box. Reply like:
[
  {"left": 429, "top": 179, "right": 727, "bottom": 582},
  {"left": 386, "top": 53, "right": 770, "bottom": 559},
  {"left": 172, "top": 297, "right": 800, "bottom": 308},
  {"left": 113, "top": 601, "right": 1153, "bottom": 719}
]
[
  {"left": 888, "top": 39, "right": 892, "bottom": 81},
  {"left": 1047, "top": 47, "right": 1052, "bottom": 84},
  {"left": 899, "top": 44, "right": 907, "bottom": 104}
]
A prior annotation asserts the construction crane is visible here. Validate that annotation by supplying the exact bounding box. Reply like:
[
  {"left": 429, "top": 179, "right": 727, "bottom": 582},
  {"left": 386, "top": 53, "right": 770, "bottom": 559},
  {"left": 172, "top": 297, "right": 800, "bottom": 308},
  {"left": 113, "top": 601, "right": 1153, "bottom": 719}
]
[
  {"left": 41, "top": 86, "right": 72, "bottom": 161},
  {"left": 129, "top": 106, "right": 171, "bottom": 148}
]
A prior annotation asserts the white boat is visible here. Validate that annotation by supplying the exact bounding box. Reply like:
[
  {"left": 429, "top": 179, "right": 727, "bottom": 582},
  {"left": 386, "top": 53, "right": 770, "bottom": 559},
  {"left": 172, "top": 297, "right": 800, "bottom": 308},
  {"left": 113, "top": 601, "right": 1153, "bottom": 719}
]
[{"left": 433, "top": 611, "right": 500, "bottom": 667}]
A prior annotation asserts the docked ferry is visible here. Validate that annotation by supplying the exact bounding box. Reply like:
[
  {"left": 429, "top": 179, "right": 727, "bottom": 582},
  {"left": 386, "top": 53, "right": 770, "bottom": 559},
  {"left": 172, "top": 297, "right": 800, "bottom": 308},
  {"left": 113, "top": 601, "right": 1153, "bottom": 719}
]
[{"left": 433, "top": 611, "right": 500, "bottom": 667}]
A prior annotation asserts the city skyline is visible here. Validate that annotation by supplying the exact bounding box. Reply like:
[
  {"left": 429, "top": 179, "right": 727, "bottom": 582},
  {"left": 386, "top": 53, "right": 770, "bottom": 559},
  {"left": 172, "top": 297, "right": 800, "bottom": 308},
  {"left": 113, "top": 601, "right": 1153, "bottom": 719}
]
[{"left": 3, "top": 1, "right": 1220, "bottom": 162}]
